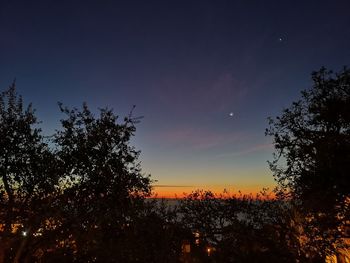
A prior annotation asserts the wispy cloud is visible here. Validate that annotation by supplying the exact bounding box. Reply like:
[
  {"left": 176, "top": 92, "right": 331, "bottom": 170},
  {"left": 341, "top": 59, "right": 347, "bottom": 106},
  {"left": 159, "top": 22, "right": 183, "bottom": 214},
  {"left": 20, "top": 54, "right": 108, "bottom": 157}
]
[
  {"left": 234, "top": 143, "right": 273, "bottom": 156},
  {"left": 153, "top": 127, "right": 247, "bottom": 150},
  {"left": 215, "top": 143, "right": 273, "bottom": 159}
]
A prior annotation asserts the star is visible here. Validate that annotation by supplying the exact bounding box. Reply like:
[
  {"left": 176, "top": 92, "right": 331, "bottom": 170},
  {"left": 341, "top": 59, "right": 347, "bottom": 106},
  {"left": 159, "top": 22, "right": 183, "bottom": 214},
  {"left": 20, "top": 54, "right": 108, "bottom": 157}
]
[{"left": 229, "top": 112, "right": 234, "bottom": 117}]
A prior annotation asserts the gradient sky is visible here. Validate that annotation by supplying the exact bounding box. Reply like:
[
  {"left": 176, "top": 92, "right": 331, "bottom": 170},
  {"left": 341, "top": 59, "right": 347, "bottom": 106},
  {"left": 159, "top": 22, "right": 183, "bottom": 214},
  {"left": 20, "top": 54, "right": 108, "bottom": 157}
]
[{"left": 1, "top": 1, "right": 350, "bottom": 197}]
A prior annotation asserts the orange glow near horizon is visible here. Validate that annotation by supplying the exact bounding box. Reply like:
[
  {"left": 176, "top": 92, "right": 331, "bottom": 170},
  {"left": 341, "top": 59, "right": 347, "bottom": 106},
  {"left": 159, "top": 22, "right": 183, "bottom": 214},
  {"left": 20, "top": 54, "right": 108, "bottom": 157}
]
[{"left": 151, "top": 184, "right": 275, "bottom": 199}]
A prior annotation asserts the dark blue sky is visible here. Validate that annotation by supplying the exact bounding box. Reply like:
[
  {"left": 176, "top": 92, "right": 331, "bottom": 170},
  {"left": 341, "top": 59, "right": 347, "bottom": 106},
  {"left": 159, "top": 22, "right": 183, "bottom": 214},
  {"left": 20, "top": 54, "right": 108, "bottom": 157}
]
[{"left": 1, "top": 0, "right": 349, "bottom": 196}]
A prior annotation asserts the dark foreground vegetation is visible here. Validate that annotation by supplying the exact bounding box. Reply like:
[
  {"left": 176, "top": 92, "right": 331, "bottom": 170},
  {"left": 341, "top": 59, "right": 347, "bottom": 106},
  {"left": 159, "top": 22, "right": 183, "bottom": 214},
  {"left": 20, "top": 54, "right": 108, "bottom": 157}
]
[{"left": 0, "top": 67, "right": 349, "bottom": 262}]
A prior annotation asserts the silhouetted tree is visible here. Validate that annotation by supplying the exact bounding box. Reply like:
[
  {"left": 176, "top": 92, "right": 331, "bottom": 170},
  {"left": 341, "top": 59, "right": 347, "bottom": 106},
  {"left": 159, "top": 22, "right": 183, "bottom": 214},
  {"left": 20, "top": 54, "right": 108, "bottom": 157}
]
[
  {"left": 266, "top": 67, "right": 350, "bottom": 259},
  {"left": 0, "top": 83, "right": 59, "bottom": 262},
  {"left": 115, "top": 199, "right": 190, "bottom": 263},
  {"left": 179, "top": 190, "right": 300, "bottom": 263},
  {"left": 179, "top": 190, "right": 229, "bottom": 246},
  {"left": 0, "top": 84, "right": 188, "bottom": 262},
  {"left": 51, "top": 103, "right": 152, "bottom": 261}
]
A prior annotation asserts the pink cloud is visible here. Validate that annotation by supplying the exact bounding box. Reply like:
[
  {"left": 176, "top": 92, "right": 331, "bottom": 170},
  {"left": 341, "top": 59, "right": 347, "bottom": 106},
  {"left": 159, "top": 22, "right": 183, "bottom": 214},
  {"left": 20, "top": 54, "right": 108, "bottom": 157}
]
[
  {"left": 235, "top": 143, "right": 273, "bottom": 156},
  {"left": 151, "top": 127, "right": 247, "bottom": 150},
  {"left": 215, "top": 143, "right": 274, "bottom": 159}
]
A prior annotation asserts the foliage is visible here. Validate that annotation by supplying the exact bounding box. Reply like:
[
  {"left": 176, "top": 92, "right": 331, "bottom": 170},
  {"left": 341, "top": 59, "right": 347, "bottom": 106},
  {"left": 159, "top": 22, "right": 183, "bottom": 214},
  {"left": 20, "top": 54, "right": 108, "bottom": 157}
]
[
  {"left": 178, "top": 190, "right": 302, "bottom": 263},
  {"left": 114, "top": 200, "right": 190, "bottom": 263},
  {"left": 0, "top": 83, "right": 59, "bottom": 262},
  {"left": 266, "top": 67, "right": 350, "bottom": 258},
  {"left": 50, "top": 103, "right": 152, "bottom": 261},
  {"left": 0, "top": 84, "right": 156, "bottom": 262}
]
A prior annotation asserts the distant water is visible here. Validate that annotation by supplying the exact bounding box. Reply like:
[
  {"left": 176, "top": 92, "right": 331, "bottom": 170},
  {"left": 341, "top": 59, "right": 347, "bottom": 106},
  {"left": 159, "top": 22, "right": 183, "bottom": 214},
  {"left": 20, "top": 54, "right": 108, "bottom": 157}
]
[{"left": 147, "top": 198, "right": 181, "bottom": 208}]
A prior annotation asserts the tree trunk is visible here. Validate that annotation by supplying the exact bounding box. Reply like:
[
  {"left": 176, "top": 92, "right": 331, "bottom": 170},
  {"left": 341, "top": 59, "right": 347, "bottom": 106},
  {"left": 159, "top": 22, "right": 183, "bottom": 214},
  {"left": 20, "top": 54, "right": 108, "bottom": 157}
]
[
  {"left": 13, "top": 228, "right": 31, "bottom": 263},
  {"left": 0, "top": 240, "right": 5, "bottom": 263}
]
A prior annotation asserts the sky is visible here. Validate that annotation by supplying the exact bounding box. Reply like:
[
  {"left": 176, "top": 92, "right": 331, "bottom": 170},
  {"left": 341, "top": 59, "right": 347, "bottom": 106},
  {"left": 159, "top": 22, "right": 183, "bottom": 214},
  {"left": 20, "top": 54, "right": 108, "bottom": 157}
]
[{"left": 1, "top": 0, "right": 350, "bottom": 198}]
